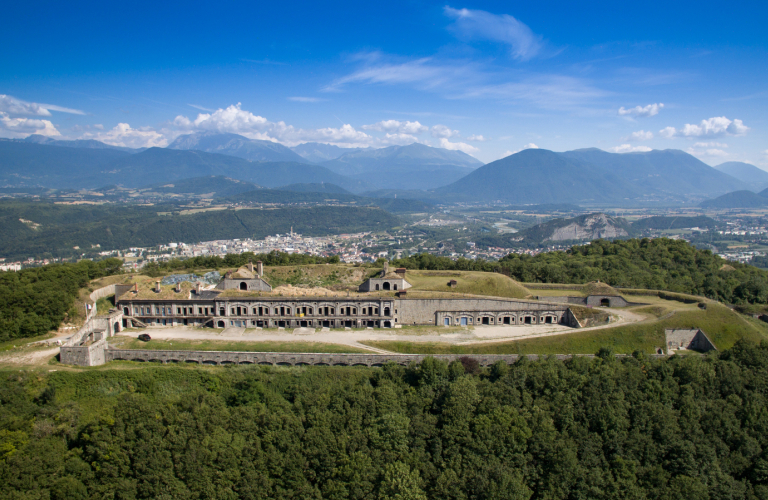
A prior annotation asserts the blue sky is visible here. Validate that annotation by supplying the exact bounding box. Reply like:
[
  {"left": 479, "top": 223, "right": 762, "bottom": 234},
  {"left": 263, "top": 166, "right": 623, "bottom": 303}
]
[{"left": 1, "top": 0, "right": 766, "bottom": 166}]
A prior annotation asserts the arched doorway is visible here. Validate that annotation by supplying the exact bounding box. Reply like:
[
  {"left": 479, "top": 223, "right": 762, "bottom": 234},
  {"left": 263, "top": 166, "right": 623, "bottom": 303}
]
[
  {"left": 113, "top": 322, "right": 120, "bottom": 333},
  {"left": 123, "top": 307, "right": 130, "bottom": 315},
  {"left": 393, "top": 284, "right": 398, "bottom": 290},
  {"left": 240, "top": 282, "right": 248, "bottom": 291},
  {"left": 384, "top": 307, "right": 390, "bottom": 316},
  {"left": 217, "top": 320, "right": 225, "bottom": 328},
  {"left": 383, "top": 282, "right": 391, "bottom": 290},
  {"left": 600, "top": 298, "right": 610, "bottom": 307}
]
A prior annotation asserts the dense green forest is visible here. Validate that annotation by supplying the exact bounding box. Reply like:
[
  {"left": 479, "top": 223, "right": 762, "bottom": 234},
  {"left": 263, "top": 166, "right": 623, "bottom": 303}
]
[
  {"left": 393, "top": 238, "right": 768, "bottom": 304},
  {"left": 3, "top": 344, "right": 768, "bottom": 498},
  {"left": 0, "top": 258, "right": 123, "bottom": 342},
  {"left": 0, "top": 201, "right": 400, "bottom": 260}
]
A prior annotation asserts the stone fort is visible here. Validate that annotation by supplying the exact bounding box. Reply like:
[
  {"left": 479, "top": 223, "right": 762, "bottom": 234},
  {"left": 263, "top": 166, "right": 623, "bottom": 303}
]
[{"left": 115, "top": 262, "right": 578, "bottom": 330}]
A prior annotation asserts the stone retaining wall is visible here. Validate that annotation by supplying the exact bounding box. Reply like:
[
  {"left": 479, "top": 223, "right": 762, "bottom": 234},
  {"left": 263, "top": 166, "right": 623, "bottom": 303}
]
[{"left": 100, "top": 348, "right": 667, "bottom": 367}]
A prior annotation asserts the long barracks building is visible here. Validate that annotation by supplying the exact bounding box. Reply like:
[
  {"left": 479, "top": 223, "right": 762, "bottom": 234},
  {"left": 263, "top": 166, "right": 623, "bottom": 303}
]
[{"left": 115, "top": 264, "right": 579, "bottom": 330}]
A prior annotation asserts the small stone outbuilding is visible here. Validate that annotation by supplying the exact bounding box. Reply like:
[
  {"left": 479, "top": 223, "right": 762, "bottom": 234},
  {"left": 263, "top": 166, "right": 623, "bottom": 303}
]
[
  {"left": 359, "top": 263, "right": 412, "bottom": 292},
  {"left": 215, "top": 262, "right": 272, "bottom": 292},
  {"left": 665, "top": 328, "right": 717, "bottom": 353}
]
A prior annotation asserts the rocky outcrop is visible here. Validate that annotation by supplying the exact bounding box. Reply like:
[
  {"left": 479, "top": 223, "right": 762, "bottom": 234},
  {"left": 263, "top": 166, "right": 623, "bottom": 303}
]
[{"left": 546, "top": 213, "right": 628, "bottom": 241}]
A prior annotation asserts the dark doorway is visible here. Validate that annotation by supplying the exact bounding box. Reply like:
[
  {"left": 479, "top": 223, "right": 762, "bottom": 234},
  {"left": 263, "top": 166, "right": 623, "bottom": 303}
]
[
  {"left": 384, "top": 307, "right": 390, "bottom": 316},
  {"left": 384, "top": 321, "right": 391, "bottom": 328},
  {"left": 600, "top": 298, "right": 610, "bottom": 307},
  {"left": 375, "top": 284, "right": 380, "bottom": 291},
  {"left": 524, "top": 316, "right": 532, "bottom": 324},
  {"left": 383, "top": 282, "right": 391, "bottom": 290},
  {"left": 217, "top": 320, "right": 225, "bottom": 328},
  {"left": 545, "top": 316, "right": 553, "bottom": 324},
  {"left": 482, "top": 317, "right": 490, "bottom": 325},
  {"left": 503, "top": 317, "right": 511, "bottom": 325},
  {"left": 240, "top": 282, "right": 247, "bottom": 291},
  {"left": 123, "top": 307, "right": 130, "bottom": 315}
]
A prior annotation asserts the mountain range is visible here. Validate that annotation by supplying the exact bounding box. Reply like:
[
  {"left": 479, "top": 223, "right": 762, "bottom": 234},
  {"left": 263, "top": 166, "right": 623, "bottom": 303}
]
[
  {"left": 0, "top": 133, "right": 757, "bottom": 205},
  {"left": 713, "top": 161, "right": 768, "bottom": 190},
  {"left": 168, "top": 132, "right": 307, "bottom": 163},
  {"left": 435, "top": 148, "right": 746, "bottom": 204},
  {"left": 320, "top": 143, "right": 483, "bottom": 190},
  {"left": 700, "top": 189, "right": 768, "bottom": 209}
]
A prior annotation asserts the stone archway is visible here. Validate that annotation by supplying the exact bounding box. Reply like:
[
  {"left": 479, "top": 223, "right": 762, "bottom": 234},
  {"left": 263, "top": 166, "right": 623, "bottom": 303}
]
[
  {"left": 240, "top": 282, "right": 248, "bottom": 291},
  {"left": 383, "top": 282, "right": 391, "bottom": 291},
  {"left": 600, "top": 298, "right": 610, "bottom": 307}
]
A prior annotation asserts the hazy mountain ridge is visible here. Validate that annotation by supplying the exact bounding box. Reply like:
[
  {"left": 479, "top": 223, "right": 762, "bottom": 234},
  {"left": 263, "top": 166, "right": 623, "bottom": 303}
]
[
  {"left": 321, "top": 143, "right": 484, "bottom": 190},
  {"left": 290, "top": 142, "right": 367, "bottom": 163},
  {"left": 168, "top": 131, "right": 308, "bottom": 163},
  {"left": 435, "top": 148, "right": 746, "bottom": 204},
  {"left": 714, "top": 161, "right": 768, "bottom": 190}
]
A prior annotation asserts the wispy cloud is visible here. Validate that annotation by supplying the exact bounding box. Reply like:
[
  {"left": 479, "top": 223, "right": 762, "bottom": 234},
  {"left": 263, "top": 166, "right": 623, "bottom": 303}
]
[
  {"left": 0, "top": 94, "right": 84, "bottom": 116},
  {"left": 618, "top": 103, "right": 664, "bottom": 117},
  {"left": 188, "top": 104, "right": 214, "bottom": 112},
  {"left": 444, "top": 6, "right": 544, "bottom": 61},
  {"left": 439, "top": 138, "right": 478, "bottom": 154},
  {"left": 660, "top": 116, "right": 749, "bottom": 138},
  {"left": 362, "top": 120, "right": 428, "bottom": 134},
  {"left": 624, "top": 130, "right": 653, "bottom": 141}
]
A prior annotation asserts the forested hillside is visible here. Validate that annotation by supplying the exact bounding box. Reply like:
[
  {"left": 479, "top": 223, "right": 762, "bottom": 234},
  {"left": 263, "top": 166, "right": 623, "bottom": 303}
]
[
  {"left": 0, "top": 202, "right": 400, "bottom": 260},
  {"left": 3, "top": 345, "right": 768, "bottom": 498},
  {"left": 394, "top": 238, "right": 768, "bottom": 304},
  {"left": 0, "top": 258, "right": 123, "bottom": 342}
]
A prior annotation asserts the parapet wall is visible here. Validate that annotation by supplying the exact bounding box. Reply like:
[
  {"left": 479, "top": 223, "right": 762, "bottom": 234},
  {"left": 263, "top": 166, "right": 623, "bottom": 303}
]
[
  {"left": 397, "top": 298, "right": 569, "bottom": 325},
  {"left": 61, "top": 339, "right": 107, "bottom": 366}
]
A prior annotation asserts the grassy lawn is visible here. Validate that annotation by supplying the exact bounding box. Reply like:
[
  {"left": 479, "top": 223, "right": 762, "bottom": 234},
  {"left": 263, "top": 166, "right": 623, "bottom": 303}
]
[
  {"left": 361, "top": 301, "right": 768, "bottom": 355},
  {"left": 0, "top": 334, "right": 55, "bottom": 353},
  {"left": 406, "top": 270, "right": 530, "bottom": 299},
  {"left": 109, "top": 337, "right": 370, "bottom": 353}
]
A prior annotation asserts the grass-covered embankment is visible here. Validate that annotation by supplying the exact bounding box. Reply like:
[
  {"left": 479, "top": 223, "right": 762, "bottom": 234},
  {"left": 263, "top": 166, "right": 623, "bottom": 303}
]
[{"left": 109, "top": 337, "right": 370, "bottom": 353}]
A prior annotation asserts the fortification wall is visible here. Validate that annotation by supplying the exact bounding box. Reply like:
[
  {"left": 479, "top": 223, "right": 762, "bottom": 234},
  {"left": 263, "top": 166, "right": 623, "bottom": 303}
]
[
  {"left": 61, "top": 339, "right": 107, "bottom": 366},
  {"left": 396, "top": 298, "right": 568, "bottom": 325}
]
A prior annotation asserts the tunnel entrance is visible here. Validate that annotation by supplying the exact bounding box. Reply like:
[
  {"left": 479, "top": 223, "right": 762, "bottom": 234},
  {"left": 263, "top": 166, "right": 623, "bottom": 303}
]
[
  {"left": 383, "top": 282, "right": 391, "bottom": 290},
  {"left": 240, "top": 282, "right": 247, "bottom": 291},
  {"left": 600, "top": 298, "right": 611, "bottom": 307}
]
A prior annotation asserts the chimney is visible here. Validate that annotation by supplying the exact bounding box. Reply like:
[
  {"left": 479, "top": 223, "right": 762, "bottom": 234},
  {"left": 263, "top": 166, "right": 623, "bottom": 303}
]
[
  {"left": 133, "top": 283, "right": 138, "bottom": 293},
  {"left": 256, "top": 261, "right": 263, "bottom": 277},
  {"left": 247, "top": 260, "right": 254, "bottom": 273},
  {"left": 381, "top": 262, "right": 389, "bottom": 277},
  {"left": 195, "top": 281, "right": 201, "bottom": 294},
  {"left": 155, "top": 281, "right": 161, "bottom": 293},
  {"left": 395, "top": 267, "right": 406, "bottom": 277},
  {"left": 175, "top": 282, "right": 181, "bottom": 293}
]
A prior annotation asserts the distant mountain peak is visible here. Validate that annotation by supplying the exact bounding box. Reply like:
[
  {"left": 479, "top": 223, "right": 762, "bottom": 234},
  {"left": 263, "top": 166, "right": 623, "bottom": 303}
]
[{"left": 168, "top": 132, "right": 308, "bottom": 163}]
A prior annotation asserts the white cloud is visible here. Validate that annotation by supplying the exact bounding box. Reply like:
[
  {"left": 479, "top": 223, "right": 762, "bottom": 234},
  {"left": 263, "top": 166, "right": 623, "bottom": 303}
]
[
  {"left": 466, "top": 134, "right": 487, "bottom": 141},
  {"left": 382, "top": 133, "right": 420, "bottom": 145},
  {"left": 686, "top": 147, "right": 728, "bottom": 158},
  {"left": 83, "top": 123, "right": 167, "bottom": 148},
  {"left": 660, "top": 116, "right": 749, "bottom": 138},
  {"left": 325, "top": 52, "right": 605, "bottom": 111},
  {"left": 0, "top": 94, "right": 85, "bottom": 117},
  {"left": 173, "top": 103, "right": 373, "bottom": 147},
  {"left": 693, "top": 141, "right": 728, "bottom": 148},
  {"left": 362, "top": 120, "right": 428, "bottom": 135},
  {"left": 626, "top": 130, "right": 653, "bottom": 141},
  {"left": 93, "top": 124, "right": 104, "bottom": 130},
  {"left": 0, "top": 112, "right": 61, "bottom": 138},
  {"left": 188, "top": 104, "right": 214, "bottom": 112},
  {"left": 288, "top": 97, "right": 326, "bottom": 103},
  {"left": 444, "top": 6, "right": 544, "bottom": 60},
  {"left": 618, "top": 103, "right": 664, "bottom": 117},
  {"left": 430, "top": 124, "right": 459, "bottom": 138},
  {"left": 439, "top": 138, "right": 479, "bottom": 154},
  {"left": 611, "top": 144, "right": 652, "bottom": 153},
  {"left": 506, "top": 143, "right": 539, "bottom": 155}
]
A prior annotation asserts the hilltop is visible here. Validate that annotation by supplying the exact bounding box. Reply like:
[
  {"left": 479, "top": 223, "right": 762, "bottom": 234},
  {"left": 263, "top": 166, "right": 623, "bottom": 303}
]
[{"left": 168, "top": 131, "right": 308, "bottom": 163}]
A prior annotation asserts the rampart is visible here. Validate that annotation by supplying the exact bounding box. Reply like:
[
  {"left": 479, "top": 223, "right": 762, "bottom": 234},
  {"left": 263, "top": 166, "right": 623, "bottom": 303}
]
[
  {"left": 61, "top": 339, "right": 107, "bottom": 366},
  {"left": 104, "top": 349, "right": 667, "bottom": 366}
]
